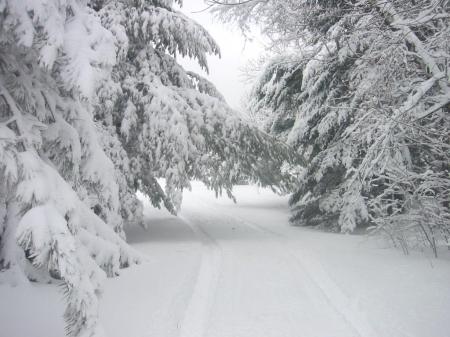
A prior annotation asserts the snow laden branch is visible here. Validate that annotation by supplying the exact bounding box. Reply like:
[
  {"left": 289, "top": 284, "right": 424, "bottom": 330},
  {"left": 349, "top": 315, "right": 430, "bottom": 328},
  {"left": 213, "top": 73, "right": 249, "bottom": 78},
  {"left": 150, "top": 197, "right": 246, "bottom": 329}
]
[
  {"left": 16, "top": 205, "right": 107, "bottom": 337},
  {"left": 375, "top": 0, "right": 450, "bottom": 94},
  {"left": 98, "top": 0, "right": 301, "bottom": 214}
]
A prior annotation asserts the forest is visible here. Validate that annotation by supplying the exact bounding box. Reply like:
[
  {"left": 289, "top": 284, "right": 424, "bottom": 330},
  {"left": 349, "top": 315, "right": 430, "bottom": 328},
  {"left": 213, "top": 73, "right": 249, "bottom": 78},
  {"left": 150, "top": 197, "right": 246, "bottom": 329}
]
[{"left": 0, "top": 0, "right": 449, "bottom": 336}]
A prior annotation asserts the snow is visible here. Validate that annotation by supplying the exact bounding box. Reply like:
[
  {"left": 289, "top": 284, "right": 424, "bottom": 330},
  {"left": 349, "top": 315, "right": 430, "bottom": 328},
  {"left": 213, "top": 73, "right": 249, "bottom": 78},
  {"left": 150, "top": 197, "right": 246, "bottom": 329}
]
[
  {"left": 1, "top": 182, "right": 450, "bottom": 336},
  {"left": 62, "top": 0, "right": 116, "bottom": 100}
]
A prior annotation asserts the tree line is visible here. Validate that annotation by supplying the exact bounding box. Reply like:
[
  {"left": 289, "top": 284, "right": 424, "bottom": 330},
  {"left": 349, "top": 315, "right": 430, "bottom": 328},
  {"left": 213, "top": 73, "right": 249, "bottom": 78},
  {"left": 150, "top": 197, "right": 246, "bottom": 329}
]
[{"left": 214, "top": 0, "right": 450, "bottom": 256}]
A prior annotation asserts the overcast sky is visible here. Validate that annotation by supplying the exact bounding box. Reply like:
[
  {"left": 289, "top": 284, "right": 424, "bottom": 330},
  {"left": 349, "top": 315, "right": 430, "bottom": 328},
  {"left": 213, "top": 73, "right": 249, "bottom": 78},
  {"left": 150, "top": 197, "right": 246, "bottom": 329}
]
[{"left": 175, "top": 0, "right": 263, "bottom": 109}]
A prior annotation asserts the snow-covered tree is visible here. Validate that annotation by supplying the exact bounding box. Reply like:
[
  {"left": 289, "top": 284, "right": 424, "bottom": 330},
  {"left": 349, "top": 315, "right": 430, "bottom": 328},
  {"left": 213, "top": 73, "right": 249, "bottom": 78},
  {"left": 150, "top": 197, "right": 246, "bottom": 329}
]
[
  {"left": 0, "top": 1, "right": 146, "bottom": 335},
  {"left": 213, "top": 0, "right": 450, "bottom": 255},
  {"left": 95, "top": 0, "right": 299, "bottom": 210},
  {"left": 0, "top": 0, "right": 298, "bottom": 334}
]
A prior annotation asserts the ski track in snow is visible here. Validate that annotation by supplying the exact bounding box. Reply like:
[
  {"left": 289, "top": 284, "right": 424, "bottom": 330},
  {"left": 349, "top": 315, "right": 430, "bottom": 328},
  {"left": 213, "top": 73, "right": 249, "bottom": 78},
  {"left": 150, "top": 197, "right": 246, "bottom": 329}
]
[
  {"left": 177, "top": 198, "right": 378, "bottom": 337},
  {"left": 178, "top": 215, "right": 222, "bottom": 337},
  {"left": 198, "top": 201, "right": 377, "bottom": 337}
]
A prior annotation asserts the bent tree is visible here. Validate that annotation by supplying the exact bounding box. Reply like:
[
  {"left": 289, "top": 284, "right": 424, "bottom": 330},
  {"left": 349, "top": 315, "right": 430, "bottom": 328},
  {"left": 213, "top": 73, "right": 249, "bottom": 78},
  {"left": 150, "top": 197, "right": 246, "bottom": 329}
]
[
  {"left": 213, "top": 0, "right": 450, "bottom": 254},
  {"left": 0, "top": 0, "right": 298, "bottom": 335}
]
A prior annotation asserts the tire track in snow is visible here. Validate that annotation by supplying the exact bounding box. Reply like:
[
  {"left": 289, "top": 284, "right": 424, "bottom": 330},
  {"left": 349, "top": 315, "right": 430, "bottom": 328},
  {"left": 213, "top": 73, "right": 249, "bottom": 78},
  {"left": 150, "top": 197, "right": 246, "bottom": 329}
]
[
  {"left": 178, "top": 215, "right": 222, "bottom": 337},
  {"left": 195, "top": 201, "right": 377, "bottom": 337}
]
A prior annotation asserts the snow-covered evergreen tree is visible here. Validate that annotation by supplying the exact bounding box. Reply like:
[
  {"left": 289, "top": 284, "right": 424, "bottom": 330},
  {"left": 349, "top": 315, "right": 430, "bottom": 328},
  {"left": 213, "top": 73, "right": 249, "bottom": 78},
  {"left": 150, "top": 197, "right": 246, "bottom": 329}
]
[
  {"left": 214, "top": 0, "right": 450, "bottom": 254},
  {"left": 0, "top": 0, "right": 298, "bottom": 334},
  {"left": 0, "top": 1, "right": 146, "bottom": 335},
  {"left": 96, "top": 0, "right": 298, "bottom": 211}
]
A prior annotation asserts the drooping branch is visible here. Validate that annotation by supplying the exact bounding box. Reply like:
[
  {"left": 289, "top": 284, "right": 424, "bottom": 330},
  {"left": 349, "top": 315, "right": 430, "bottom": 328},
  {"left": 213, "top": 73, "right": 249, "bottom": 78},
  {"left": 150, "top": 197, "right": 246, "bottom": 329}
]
[{"left": 377, "top": 0, "right": 450, "bottom": 94}]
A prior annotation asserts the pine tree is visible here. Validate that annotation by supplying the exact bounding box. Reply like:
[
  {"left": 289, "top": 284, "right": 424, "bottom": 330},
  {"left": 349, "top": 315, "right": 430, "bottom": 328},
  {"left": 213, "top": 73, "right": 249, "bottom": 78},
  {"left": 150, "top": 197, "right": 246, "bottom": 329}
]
[
  {"left": 0, "top": 1, "right": 145, "bottom": 335},
  {"left": 96, "top": 0, "right": 298, "bottom": 211},
  {"left": 0, "top": 0, "right": 298, "bottom": 335}
]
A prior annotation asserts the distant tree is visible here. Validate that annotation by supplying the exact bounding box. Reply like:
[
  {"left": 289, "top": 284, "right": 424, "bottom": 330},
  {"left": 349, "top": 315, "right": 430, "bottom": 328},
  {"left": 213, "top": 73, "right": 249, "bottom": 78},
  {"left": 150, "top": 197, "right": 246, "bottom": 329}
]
[
  {"left": 212, "top": 0, "right": 450, "bottom": 255},
  {"left": 0, "top": 0, "right": 298, "bottom": 335}
]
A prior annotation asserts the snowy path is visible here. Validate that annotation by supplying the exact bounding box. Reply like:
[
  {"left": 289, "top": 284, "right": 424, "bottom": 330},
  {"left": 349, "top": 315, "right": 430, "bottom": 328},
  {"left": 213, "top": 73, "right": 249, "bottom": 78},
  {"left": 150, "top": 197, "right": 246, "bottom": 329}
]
[
  {"left": 1, "top": 182, "right": 449, "bottom": 337},
  {"left": 178, "top": 212, "right": 222, "bottom": 337},
  {"left": 177, "top": 196, "right": 376, "bottom": 337}
]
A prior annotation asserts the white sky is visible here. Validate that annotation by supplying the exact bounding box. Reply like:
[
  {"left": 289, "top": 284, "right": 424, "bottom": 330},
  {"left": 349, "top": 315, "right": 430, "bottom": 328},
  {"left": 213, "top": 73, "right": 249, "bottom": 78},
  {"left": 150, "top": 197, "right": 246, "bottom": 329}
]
[{"left": 175, "top": 0, "right": 263, "bottom": 109}]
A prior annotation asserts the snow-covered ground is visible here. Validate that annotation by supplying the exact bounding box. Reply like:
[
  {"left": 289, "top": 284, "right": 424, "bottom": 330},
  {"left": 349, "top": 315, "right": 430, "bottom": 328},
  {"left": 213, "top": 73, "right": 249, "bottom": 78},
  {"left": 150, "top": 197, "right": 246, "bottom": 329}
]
[{"left": 1, "top": 182, "right": 450, "bottom": 336}]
